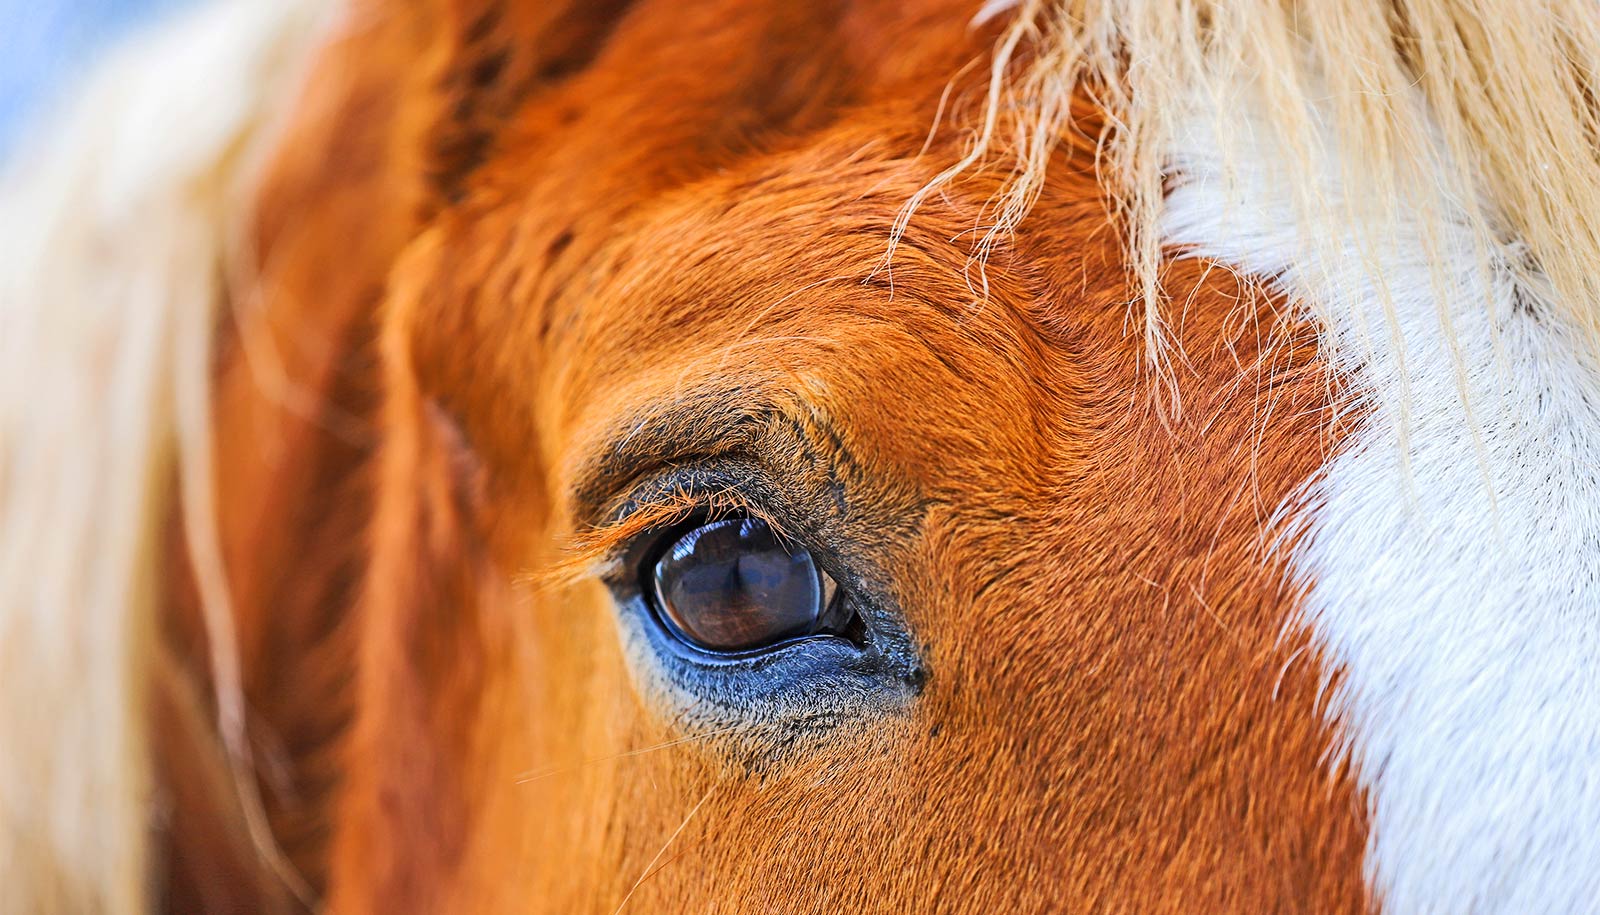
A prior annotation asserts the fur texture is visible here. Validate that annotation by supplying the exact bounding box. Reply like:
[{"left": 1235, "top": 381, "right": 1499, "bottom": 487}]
[
  {"left": 1166, "top": 94, "right": 1600, "bottom": 913},
  {"left": 8, "top": 0, "right": 1600, "bottom": 911},
  {"left": 297, "top": 2, "right": 1369, "bottom": 911}
]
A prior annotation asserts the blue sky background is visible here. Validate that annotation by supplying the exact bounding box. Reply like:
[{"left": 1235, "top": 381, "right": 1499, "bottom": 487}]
[{"left": 0, "top": 0, "right": 192, "bottom": 153}]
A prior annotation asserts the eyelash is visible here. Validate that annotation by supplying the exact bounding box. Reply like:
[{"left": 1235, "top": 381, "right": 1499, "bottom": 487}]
[{"left": 594, "top": 463, "right": 793, "bottom": 570}]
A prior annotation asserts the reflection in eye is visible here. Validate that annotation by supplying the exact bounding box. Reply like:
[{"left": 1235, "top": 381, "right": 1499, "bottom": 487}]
[{"left": 648, "top": 517, "right": 842, "bottom": 653}]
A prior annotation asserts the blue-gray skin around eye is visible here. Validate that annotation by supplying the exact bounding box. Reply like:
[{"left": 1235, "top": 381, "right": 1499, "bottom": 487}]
[{"left": 606, "top": 524, "right": 923, "bottom": 764}]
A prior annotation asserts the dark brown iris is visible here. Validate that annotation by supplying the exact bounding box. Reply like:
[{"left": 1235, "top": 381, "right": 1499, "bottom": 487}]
[{"left": 650, "top": 517, "right": 836, "bottom": 652}]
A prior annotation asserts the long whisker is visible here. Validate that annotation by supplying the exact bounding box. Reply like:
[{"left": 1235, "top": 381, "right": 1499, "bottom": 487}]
[
  {"left": 513, "top": 724, "right": 744, "bottom": 783},
  {"left": 612, "top": 784, "right": 717, "bottom": 915}
]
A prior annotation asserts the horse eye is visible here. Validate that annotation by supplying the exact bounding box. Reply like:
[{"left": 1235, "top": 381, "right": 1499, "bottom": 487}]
[{"left": 648, "top": 517, "right": 841, "bottom": 653}]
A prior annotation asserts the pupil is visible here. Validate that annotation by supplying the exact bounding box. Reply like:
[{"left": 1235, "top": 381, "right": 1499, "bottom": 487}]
[{"left": 650, "top": 517, "right": 826, "bottom": 652}]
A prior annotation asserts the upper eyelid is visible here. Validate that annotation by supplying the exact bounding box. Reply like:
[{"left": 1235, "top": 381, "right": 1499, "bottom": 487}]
[
  {"left": 538, "top": 483, "right": 729, "bottom": 589},
  {"left": 598, "top": 461, "right": 793, "bottom": 546},
  {"left": 567, "top": 389, "right": 792, "bottom": 527},
  {"left": 540, "top": 464, "right": 794, "bottom": 590}
]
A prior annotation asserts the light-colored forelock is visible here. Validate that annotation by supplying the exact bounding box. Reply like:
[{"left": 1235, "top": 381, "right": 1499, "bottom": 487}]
[{"left": 925, "top": 0, "right": 1600, "bottom": 391}]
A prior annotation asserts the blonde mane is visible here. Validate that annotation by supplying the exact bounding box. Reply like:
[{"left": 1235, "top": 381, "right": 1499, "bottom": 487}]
[
  {"left": 0, "top": 2, "right": 324, "bottom": 911},
  {"left": 920, "top": 0, "right": 1600, "bottom": 382}
]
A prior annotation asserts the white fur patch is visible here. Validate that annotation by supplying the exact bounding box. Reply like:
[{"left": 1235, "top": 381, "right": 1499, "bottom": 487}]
[{"left": 1163, "top": 100, "right": 1600, "bottom": 912}]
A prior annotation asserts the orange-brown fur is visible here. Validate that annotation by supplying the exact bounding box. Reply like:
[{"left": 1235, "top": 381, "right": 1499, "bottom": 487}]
[{"left": 160, "top": 1, "right": 1372, "bottom": 910}]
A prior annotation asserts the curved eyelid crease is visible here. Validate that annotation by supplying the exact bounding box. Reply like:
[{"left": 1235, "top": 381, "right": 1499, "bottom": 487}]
[{"left": 567, "top": 388, "right": 844, "bottom": 526}]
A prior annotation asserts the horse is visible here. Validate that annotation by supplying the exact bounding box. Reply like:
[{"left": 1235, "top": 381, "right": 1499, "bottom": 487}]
[{"left": 4, "top": 0, "right": 1600, "bottom": 911}]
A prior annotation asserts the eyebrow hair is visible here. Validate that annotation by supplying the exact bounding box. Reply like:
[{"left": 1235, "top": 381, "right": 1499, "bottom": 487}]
[{"left": 569, "top": 387, "right": 787, "bottom": 525}]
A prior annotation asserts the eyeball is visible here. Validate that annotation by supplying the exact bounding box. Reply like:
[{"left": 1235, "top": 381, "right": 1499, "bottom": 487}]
[{"left": 648, "top": 517, "right": 841, "bottom": 653}]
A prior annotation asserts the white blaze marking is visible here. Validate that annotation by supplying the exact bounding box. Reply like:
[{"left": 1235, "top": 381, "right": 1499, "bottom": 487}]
[{"left": 1163, "top": 99, "right": 1600, "bottom": 913}]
